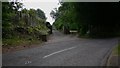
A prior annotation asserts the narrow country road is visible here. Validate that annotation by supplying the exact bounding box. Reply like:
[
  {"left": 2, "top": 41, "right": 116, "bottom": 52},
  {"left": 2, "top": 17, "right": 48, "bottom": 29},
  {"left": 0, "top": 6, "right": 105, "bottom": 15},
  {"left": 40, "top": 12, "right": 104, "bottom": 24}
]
[{"left": 2, "top": 30, "right": 118, "bottom": 66}]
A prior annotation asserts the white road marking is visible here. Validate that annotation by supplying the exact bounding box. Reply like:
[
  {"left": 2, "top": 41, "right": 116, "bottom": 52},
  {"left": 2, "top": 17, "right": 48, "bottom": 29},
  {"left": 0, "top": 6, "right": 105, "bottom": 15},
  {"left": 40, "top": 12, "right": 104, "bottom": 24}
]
[
  {"left": 25, "top": 61, "right": 32, "bottom": 64},
  {"left": 43, "top": 46, "right": 76, "bottom": 58}
]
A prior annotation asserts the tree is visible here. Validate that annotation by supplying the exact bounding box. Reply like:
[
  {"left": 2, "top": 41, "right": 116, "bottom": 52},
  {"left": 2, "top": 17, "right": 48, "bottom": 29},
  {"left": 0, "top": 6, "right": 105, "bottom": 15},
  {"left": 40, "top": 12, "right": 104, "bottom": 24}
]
[
  {"left": 53, "top": 2, "right": 120, "bottom": 37},
  {"left": 36, "top": 9, "right": 46, "bottom": 20}
]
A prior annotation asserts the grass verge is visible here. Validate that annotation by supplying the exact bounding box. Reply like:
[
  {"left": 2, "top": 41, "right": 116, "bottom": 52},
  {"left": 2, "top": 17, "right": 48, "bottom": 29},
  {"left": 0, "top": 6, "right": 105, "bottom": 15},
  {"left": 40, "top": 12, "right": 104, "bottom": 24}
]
[
  {"left": 112, "top": 43, "right": 120, "bottom": 56},
  {"left": 2, "top": 37, "right": 43, "bottom": 53},
  {"left": 2, "top": 37, "right": 42, "bottom": 47}
]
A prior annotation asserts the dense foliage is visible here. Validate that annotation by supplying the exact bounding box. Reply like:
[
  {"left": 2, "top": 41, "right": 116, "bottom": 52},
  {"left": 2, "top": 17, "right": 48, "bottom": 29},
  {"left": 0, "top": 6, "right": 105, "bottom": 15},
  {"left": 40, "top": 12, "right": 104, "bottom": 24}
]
[
  {"left": 2, "top": 2, "right": 49, "bottom": 46},
  {"left": 52, "top": 2, "right": 120, "bottom": 37}
]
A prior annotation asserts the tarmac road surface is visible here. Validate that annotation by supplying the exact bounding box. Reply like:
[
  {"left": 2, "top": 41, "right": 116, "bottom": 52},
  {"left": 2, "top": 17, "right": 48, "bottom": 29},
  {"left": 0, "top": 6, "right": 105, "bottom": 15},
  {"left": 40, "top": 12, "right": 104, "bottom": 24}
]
[{"left": 2, "top": 30, "right": 118, "bottom": 66}]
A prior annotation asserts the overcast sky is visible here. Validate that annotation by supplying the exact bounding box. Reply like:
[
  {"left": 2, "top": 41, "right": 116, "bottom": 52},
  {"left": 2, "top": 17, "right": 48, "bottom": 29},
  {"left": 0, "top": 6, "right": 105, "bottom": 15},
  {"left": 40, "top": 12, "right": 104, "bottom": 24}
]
[{"left": 22, "top": 0, "right": 61, "bottom": 24}]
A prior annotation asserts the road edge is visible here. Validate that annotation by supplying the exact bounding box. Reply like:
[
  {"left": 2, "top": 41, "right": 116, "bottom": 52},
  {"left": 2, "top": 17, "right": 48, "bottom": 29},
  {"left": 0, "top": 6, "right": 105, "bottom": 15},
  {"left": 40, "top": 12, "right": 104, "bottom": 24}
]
[{"left": 100, "top": 45, "right": 117, "bottom": 66}]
